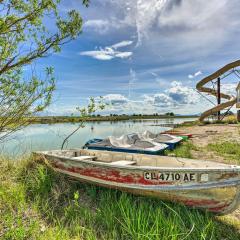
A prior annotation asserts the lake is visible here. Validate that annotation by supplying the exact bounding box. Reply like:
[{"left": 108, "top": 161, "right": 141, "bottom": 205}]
[{"left": 1, "top": 118, "right": 196, "bottom": 157}]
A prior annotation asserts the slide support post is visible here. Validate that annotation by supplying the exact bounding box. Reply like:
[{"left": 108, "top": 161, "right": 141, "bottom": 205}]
[{"left": 217, "top": 77, "right": 221, "bottom": 120}]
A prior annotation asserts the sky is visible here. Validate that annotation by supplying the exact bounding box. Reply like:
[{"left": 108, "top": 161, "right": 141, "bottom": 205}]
[{"left": 34, "top": 0, "right": 240, "bottom": 115}]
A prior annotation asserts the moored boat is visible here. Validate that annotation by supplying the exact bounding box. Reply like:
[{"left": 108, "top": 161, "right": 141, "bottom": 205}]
[
  {"left": 84, "top": 135, "right": 169, "bottom": 155},
  {"left": 34, "top": 149, "right": 240, "bottom": 214},
  {"left": 140, "top": 131, "right": 183, "bottom": 150},
  {"left": 163, "top": 130, "right": 193, "bottom": 138}
]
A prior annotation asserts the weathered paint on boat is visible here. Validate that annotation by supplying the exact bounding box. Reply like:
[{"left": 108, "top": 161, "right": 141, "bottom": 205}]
[{"left": 34, "top": 149, "right": 240, "bottom": 214}]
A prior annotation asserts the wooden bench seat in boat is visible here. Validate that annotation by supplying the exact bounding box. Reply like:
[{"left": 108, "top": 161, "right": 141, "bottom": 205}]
[
  {"left": 72, "top": 156, "right": 97, "bottom": 161},
  {"left": 89, "top": 152, "right": 134, "bottom": 163},
  {"left": 109, "top": 160, "right": 136, "bottom": 166}
]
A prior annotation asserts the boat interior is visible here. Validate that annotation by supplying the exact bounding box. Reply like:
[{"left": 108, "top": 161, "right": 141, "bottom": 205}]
[{"left": 41, "top": 149, "right": 236, "bottom": 169}]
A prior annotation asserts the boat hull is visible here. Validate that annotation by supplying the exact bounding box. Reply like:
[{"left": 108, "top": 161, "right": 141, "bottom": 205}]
[
  {"left": 87, "top": 145, "right": 167, "bottom": 155},
  {"left": 57, "top": 166, "right": 240, "bottom": 214},
  {"left": 38, "top": 152, "right": 240, "bottom": 214},
  {"left": 85, "top": 138, "right": 168, "bottom": 155}
]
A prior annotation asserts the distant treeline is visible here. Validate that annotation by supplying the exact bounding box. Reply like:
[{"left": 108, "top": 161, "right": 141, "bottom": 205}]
[{"left": 26, "top": 113, "right": 198, "bottom": 124}]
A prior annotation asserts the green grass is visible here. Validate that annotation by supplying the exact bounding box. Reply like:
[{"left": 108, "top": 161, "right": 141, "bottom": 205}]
[
  {"left": 207, "top": 141, "right": 240, "bottom": 164},
  {"left": 166, "top": 142, "right": 197, "bottom": 158},
  {"left": 0, "top": 157, "right": 240, "bottom": 240}
]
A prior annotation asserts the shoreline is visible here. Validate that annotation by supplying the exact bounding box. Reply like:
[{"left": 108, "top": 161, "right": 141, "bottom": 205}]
[{"left": 26, "top": 115, "right": 198, "bottom": 124}]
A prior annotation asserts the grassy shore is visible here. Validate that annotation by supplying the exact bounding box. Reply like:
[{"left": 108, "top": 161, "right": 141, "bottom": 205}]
[
  {"left": 1, "top": 143, "right": 240, "bottom": 240},
  {"left": 25, "top": 115, "right": 197, "bottom": 124},
  {"left": 24, "top": 114, "right": 239, "bottom": 125},
  {"left": 168, "top": 141, "right": 240, "bottom": 164},
  {"left": 1, "top": 121, "right": 240, "bottom": 239}
]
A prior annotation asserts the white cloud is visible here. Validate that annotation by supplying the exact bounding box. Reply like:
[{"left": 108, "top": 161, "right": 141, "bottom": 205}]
[
  {"left": 115, "top": 52, "right": 132, "bottom": 58},
  {"left": 143, "top": 81, "right": 199, "bottom": 108},
  {"left": 128, "top": 68, "right": 138, "bottom": 98},
  {"left": 188, "top": 70, "right": 202, "bottom": 79},
  {"left": 153, "top": 93, "right": 173, "bottom": 107},
  {"left": 79, "top": 40, "right": 133, "bottom": 61},
  {"left": 221, "top": 83, "right": 237, "bottom": 96},
  {"left": 111, "top": 40, "right": 133, "bottom": 49},
  {"left": 83, "top": 17, "right": 128, "bottom": 34},
  {"left": 167, "top": 81, "right": 199, "bottom": 105},
  {"left": 129, "top": 68, "right": 137, "bottom": 84},
  {"left": 84, "top": 19, "right": 111, "bottom": 33},
  {"left": 99, "top": 81, "right": 200, "bottom": 114},
  {"left": 80, "top": 50, "right": 115, "bottom": 60},
  {"left": 150, "top": 72, "right": 158, "bottom": 77},
  {"left": 102, "top": 94, "right": 129, "bottom": 105},
  {"left": 84, "top": 0, "right": 240, "bottom": 57}
]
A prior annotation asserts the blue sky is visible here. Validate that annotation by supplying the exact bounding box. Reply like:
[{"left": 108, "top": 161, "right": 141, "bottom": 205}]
[{"left": 35, "top": 0, "right": 240, "bottom": 115}]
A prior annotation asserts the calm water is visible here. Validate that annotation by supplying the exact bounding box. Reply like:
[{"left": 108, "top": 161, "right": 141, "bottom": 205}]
[{"left": 1, "top": 118, "right": 196, "bottom": 157}]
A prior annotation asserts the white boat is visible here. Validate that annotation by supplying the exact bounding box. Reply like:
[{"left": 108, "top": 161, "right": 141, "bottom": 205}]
[{"left": 139, "top": 131, "right": 182, "bottom": 150}]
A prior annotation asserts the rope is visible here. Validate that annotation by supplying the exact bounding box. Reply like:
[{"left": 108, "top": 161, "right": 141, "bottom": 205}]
[
  {"left": 220, "top": 69, "right": 234, "bottom": 80},
  {"left": 233, "top": 69, "right": 240, "bottom": 79},
  {"left": 220, "top": 104, "right": 234, "bottom": 121},
  {"left": 194, "top": 89, "right": 216, "bottom": 106}
]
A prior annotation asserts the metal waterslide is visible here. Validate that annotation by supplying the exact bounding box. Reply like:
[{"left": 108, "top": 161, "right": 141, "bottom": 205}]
[{"left": 196, "top": 60, "right": 240, "bottom": 122}]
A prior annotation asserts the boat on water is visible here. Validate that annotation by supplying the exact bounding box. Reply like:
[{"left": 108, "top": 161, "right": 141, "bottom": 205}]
[
  {"left": 84, "top": 135, "right": 169, "bottom": 155},
  {"left": 35, "top": 149, "right": 240, "bottom": 214}
]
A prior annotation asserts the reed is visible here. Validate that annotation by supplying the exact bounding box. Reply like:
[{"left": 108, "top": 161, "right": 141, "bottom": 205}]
[{"left": 0, "top": 156, "right": 239, "bottom": 239}]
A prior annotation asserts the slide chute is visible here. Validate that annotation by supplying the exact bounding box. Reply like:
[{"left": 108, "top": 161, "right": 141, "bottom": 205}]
[{"left": 196, "top": 60, "right": 240, "bottom": 122}]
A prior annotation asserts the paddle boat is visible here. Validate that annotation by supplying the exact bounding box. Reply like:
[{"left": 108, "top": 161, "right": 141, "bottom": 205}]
[
  {"left": 34, "top": 149, "right": 240, "bottom": 214},
  {"left": 140, "top": 131, "right": 182, "bottom": 150},
  {"left": 84, "top": 135, "right": 169, "bottom": 155},
  {"left": 163, "top": 130, "right": 193, "bottom": 139}
]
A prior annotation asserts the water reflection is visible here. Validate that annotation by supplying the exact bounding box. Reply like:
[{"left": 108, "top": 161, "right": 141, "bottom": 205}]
[{"left": 0, "top": 118, "right": 196, "bottom": 157}]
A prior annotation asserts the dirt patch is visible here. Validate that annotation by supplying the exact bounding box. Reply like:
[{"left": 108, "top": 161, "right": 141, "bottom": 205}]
[
  {"left": 177, "top": 124, "right": 240, "bottom": 162},
  {"left": 182, "top": 124, "right": 240, "bottom": 147}
]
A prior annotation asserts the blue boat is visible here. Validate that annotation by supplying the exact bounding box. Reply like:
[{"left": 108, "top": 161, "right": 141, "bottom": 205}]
[{"left": 83, "top": 135, "right": 169, "bottom": 155}]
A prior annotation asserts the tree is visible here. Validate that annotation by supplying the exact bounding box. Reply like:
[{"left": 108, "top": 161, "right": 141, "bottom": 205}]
[
  {"left": 165, "top": 112, "right": 174, "bottom": 117},
  {"left": 61, "top": 97, "right": 105, "bottom": 149},
  {"left": 0, "top": 0, "right": 89, "bottom": 141}
]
